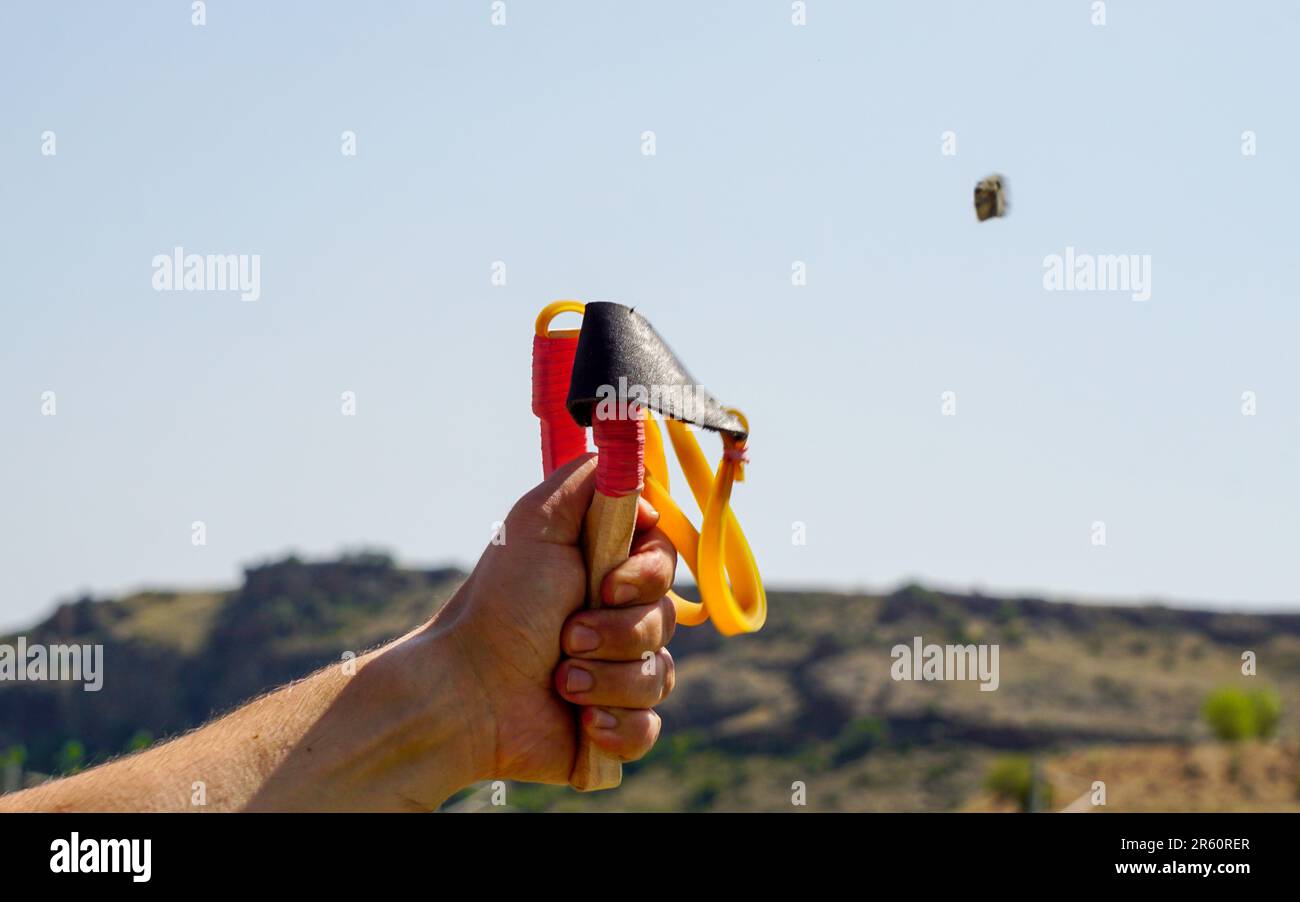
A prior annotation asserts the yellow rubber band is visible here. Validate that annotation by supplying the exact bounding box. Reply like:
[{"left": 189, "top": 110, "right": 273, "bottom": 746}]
[
  {"left": 657, "top": 416, "right": 766, "bottom": 635},
  {"left": 536, "top": 301, "right": 766, "bottom": 635}
]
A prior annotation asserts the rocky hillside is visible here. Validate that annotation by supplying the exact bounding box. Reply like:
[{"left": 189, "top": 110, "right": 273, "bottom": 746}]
[
  {"left": 0, "top": 553, "right": 463, "bottom": 776},
  {"left": 3, "top": 555, "right": 1298, "bottom": 811}
]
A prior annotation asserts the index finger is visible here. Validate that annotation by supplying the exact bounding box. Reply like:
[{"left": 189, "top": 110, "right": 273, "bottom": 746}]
[
  {"left": 634, "top": 496, "right": 660, "bottom": 532},
  {"left": 600, "top": 524, "right": 677, "bottom": 607}
]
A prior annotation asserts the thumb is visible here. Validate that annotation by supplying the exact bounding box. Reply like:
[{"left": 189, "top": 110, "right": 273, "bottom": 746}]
[{"left": 505, "top": 453, "right": 597, "bottom": 546}]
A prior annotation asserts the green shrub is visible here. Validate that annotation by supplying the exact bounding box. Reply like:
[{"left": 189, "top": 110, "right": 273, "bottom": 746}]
[
  {"left": 1249, "top": 688, "right": 1282, "bottom": 739},
  {"left": 1202, "top": 686, "right": 1283, "bottom": 741},
  {"left": 685, "top": 777, "right": 724, "bottom": 810},
  {"left": 1202, "top": 688, "right": 1255, "bottom": 741},
  {"left": 985, "top": 755, "right": 1052, "bottom": 811},
  {"left": 832, "top": 717, "right": 886, "bottom": 766}
]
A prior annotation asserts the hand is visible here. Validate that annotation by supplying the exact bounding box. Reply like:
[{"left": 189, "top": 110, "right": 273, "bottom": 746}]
[
  {"left": 0, "top": 453, "right": 678, "bottom": 812},
  {"left": 439, "top": 453, "right": 679, "bottom": 786}
]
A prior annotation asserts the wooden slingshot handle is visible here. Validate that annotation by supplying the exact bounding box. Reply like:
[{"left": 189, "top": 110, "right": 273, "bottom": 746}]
[{"left": 569, "top": 489, "right": 640, "bottom": 791}]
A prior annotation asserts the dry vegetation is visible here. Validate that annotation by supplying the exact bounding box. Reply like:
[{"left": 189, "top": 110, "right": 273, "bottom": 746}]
[{"left": 5, "top": 560, "right": 1299, "bottom": 811}]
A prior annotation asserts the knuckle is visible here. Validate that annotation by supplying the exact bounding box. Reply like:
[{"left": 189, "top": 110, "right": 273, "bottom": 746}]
[
  {"left": 659, "top": 650, "right": 676, "bottom": 700},
  {"left": 500, "top": 504, "right": 530, "bottom": 540},
  {"left": 648, "top": 710, "right": 663, "bottom": 745},
  {"left": 632, "top": 613, "right": 653, "bottom": 651},
  {"left": 659, "top": 596, "right": 677, "bottom": 642},
  {"left": 635, "top": 662, "right": 661, "bottom": 704},
  {"left": 662, "top": 536, "right": 679, "bottom": 571},
  {"left": 622, "top": 713, "right": 660, "bottom": 762},
  {"left": 635, "top": 558, "right": 662, "bottom": 599},
  {"left": 652, "top": 548, "right": 676, "bottom": 591}
]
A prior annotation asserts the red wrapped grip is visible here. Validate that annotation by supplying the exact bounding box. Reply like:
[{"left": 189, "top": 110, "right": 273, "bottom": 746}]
[
  {"left": 531, "top": 334, "right": 588, "bottom": 476},
  {"left": 592, "top": 410, "right": 644, "bottom": 497}
]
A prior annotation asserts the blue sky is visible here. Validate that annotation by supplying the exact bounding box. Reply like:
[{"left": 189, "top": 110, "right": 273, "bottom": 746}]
[{"left": 2, "top": 1, "right": 1298, "bottom": 628}]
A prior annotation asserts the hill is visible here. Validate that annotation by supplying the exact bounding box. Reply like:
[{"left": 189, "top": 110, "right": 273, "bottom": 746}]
[{"left": 3, "top": 555, "right": 1298, "bottom": 811}]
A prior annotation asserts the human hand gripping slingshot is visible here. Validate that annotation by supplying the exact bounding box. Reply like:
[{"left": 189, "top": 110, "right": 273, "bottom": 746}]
[{"left": 531, "top": 300, "right": 767, "bottom": 790}]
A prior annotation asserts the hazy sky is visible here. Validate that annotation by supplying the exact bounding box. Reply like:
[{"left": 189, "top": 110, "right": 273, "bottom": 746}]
[{"left": 2, "top": 1, "right": 1298, "bottom": 629}]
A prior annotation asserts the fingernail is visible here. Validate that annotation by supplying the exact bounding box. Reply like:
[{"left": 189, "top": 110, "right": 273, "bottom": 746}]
[
  {"left": 568, "top": 624, "right": 600, "bottom": 653},
  {"left": 565, "top": 666, "right": 594, "bottom": 694},
  {"left": 613, "top": 583, "right": 638, "bottom": 604},
  {"left": 591, "top": 709, "right": 618, "bottom": 730}
]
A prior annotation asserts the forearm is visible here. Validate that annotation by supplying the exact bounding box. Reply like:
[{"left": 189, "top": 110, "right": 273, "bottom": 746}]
[{"left": 0, "top": 617, "right": 491, "bottom": 812}]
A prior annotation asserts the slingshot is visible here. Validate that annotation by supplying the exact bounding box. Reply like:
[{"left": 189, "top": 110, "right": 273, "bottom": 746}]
[{"left": 531, "top": 300, "right": 766, "bottom": 789}]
